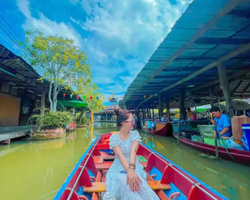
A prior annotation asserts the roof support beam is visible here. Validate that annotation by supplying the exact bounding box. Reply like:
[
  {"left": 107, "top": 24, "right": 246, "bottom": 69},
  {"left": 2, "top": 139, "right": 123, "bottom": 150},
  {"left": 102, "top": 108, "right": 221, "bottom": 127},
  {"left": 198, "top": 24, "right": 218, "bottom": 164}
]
[
  {"left": 131, "top": 0, "right": 246, "bottom": 97},
  {"left": 242, "top": 82, "right": 250, "bottom": 93},
  {"left": 217, "top": 64, "right": 234, "bottom": 117},
  {"left": 159, "top": 43, "right": 250, "bottom": 93},
  {"left": 231, "top": 80, "right": 243, "bottom": 95},
  {"left": 188, "top": 69, "right": 250, "bottom": 93}
]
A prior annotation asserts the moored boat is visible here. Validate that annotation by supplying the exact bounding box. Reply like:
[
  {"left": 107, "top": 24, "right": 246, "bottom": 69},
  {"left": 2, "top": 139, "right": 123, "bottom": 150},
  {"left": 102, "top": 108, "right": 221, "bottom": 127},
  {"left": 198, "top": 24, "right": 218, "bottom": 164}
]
[
  {"left": 141, "top": 122, "right": 173, "bottom": 136},
  {"left": 54, "top": 133, "right": 228, "bottom": 200},
  {"left": 174, "top": 134, "right": 250, "bottom": 166}
]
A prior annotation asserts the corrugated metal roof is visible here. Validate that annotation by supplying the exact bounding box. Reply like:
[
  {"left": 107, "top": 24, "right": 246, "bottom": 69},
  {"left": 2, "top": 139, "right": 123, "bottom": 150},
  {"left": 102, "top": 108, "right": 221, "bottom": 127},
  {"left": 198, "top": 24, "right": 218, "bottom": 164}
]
[{"left": 121, "top": 0, "right": 250, "bottom": 109}]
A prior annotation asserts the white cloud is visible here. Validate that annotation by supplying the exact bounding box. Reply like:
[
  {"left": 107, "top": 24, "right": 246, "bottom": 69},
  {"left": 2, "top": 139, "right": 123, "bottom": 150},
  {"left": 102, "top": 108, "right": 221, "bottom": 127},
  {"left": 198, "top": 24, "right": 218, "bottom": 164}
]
[
  {"left": 17, "top": 0, "right": 191, "bottom": 98},
  {"left": 72, "top": 0, "right": 191, "bottom": 95},
  {"left": 79, "top": 0, "right": 190, "bottom": 61},
  {"left": 17, "top": 0, "right": 82, "bottom": 48}
]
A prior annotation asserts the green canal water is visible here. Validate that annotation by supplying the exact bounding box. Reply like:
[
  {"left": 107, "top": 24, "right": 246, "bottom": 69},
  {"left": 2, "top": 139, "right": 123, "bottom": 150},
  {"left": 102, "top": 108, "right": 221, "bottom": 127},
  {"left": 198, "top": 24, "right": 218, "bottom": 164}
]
[{"left": 0, "top": 123, "right": 249, "bottom": 200}]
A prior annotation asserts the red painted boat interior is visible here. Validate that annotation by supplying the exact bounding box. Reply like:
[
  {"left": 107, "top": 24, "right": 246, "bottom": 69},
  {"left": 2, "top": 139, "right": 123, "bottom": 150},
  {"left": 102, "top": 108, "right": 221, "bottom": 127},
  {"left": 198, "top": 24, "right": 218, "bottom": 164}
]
[
  {"left": 57, "top": 133, "right": 226, "bottom": 200},
  {"left": 180, "top": 136, "right": 250, "bottom": 166},
  {"left": 142, "top": 122, "right": 173, "bottom": 136}
]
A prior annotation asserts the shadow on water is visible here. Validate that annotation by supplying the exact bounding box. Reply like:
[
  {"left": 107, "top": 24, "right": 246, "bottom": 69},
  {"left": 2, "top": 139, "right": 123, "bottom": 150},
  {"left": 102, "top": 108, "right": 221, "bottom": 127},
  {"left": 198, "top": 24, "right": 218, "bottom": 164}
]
[{"left": 0, "top": 123, "right": 249, "bottom": 200}]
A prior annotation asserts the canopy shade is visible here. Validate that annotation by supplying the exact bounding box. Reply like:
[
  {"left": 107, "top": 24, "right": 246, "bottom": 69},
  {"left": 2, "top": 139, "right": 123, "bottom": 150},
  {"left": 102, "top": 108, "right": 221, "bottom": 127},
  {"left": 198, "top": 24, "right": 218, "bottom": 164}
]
[
  {"left": 194, "top": 108, "right": 208, "bottom": 113},
  {"left": 58, "top": 100, "right": 88, "bottom": 108}
]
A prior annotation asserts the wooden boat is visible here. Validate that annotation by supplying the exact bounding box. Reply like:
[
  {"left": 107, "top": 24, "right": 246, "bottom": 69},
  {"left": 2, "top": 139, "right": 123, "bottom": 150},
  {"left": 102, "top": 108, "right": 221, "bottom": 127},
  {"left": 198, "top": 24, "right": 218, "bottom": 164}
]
[
  {"left": 174, "top": 134, "right": 250, "bottom": 166},
  {"left": 141, "top": 122, "right": 173, "bottom": 136},
  {"left": 54, "top": 133, "right": 227, "bottom": 200}
]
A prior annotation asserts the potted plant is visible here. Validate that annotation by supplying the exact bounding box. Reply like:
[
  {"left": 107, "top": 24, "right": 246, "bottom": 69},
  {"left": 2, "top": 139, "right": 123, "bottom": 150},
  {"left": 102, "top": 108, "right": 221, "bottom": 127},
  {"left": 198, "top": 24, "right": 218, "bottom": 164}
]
[
  {"left": 76, "top": 115, "right": 90, "bottom": 128},
  {"left": 29, "top": 109, "right": 73, "bottom": 139}
]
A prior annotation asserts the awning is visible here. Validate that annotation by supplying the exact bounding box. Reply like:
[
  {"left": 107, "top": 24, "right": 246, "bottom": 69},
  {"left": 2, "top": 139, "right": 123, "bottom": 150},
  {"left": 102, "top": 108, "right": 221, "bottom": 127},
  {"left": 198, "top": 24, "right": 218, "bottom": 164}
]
[{"left": 57, "top": 100, "right": 88, "bottom": 108}]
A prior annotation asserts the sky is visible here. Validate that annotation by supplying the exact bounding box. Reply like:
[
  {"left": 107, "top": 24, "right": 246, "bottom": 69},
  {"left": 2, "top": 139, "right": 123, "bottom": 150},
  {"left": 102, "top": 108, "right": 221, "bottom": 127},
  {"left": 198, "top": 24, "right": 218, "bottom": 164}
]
[{"left": 0, "top": 0, "right": 191, "bottom": 104}]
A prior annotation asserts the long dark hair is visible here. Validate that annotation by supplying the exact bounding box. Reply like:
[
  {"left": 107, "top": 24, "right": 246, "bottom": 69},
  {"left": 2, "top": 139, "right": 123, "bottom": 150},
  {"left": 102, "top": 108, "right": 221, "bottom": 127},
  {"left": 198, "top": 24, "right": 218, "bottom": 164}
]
[{"left": 117, "top": 110, "right": 132, "bottom": 127}]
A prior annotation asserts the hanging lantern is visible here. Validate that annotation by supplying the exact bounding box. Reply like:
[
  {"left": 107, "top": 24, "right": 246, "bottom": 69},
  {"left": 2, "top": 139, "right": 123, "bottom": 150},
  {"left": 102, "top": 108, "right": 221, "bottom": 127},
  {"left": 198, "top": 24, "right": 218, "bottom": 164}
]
[
  {"left": 96, "top": 97, "right": 99, "bottom": 100},
  {"left": 121, "top": 96, "right": 123, "bottom": 99},
  {"left": 103, "top": 97, "right": 105, "bottom": 99},
  {"left": 83, "top": 96, "right": 86, "bottom": 100},
  {"left": 108, "top": 97, "right": 111, "bottom": 100},
  {"left": 144, "top": 95, "right": 146, "bottom": 99},
  {"left": 150, "top": 94, "right": 152, "bottom": 97},
  {"left": 77, "top": 95, "right": 79, "bottom": 100},
  {"left": 63, "top": 93, "right": 66, "bottom": 98},
  {"left": 90, "top": 96, "right": 93, "bottom": 100}
]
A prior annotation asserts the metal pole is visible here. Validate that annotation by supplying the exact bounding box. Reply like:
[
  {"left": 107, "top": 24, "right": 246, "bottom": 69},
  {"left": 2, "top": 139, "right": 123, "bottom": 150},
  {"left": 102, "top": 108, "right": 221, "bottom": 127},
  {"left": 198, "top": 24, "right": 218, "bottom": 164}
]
[
  {"left": 177, "top": 115, "right": 181, "bottom": 145},
  {"left": 211, "top": 114, "right": 219, "bottom": 160}
]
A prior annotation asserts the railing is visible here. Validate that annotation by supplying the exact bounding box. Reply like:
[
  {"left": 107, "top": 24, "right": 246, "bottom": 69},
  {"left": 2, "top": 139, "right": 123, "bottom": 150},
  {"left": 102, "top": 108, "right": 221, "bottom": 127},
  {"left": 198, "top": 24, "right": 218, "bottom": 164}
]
[
  {"left": 66, "top": 136, "right": 101, "bottom": 200},
  {"left": 142, "top": 144, "right": 219, "bottom": 200}
]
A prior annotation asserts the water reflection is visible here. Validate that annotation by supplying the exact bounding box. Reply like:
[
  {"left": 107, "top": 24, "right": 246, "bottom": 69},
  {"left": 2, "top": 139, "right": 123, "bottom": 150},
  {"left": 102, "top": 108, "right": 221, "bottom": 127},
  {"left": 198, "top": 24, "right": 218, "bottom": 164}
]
[
  {"left": 140, "top": 132, "right": 250, "bottom": 200},
  {"left": 0, "top": 123, "right": 249, "bottom": 200}
]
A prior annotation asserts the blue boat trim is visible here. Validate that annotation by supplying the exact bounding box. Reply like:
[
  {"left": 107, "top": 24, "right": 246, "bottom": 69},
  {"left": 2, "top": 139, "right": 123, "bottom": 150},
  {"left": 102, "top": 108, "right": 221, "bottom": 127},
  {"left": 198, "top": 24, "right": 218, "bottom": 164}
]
[
  {"left": 53, "top": 135, "right": 101, "bottom": 200},
  {"left": 141, "top": 143, "right": 228, "bottom": 200}
]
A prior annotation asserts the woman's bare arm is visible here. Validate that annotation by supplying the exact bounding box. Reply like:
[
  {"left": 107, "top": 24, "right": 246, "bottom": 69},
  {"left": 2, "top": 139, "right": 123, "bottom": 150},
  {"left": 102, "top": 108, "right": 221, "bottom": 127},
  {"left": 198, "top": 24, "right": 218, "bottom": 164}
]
[
  {"left": 129, "top": 141, "right": 140, "bottom": 165},
  {"left": 112, "top": 140, "right": 139, "bottom": 171},
  {"left": 112, "top": 146, "right": 129, "bottom": 171}
]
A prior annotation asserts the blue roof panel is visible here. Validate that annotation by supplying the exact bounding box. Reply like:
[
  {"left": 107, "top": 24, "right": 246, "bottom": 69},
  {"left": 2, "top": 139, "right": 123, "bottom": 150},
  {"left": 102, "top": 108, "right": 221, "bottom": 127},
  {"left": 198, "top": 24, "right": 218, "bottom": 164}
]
[{"left": 123, "top": 0, "right": 250, "bottom": 107}]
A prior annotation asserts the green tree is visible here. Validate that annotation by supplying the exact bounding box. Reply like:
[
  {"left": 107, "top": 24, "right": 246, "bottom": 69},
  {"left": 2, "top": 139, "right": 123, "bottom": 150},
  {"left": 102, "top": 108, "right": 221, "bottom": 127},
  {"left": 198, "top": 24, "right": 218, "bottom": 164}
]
[
  {"left": 76, "top": 82, "right": 104, "bottom": 122},
  {"left": 24, "top": 30, "right": 92, "bottom": 111}
]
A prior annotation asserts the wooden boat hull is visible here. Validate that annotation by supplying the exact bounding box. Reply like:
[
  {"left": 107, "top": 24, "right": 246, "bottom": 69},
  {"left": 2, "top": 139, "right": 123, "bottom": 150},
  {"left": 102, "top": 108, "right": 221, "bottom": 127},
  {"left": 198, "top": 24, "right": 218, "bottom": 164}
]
[
  {"left": 142, "top": 122, "right": 173, "bottom": 136},
  {"left": 176, "top": 135, "right": 250, "bottom": 166},
  {"left": 54, "top": 133, "right": 228, "bottom": 200}
]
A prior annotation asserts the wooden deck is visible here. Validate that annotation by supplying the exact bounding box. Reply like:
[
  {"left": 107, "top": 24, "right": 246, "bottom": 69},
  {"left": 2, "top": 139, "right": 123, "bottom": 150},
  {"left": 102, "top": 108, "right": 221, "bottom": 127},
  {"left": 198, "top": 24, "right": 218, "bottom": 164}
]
[{"left": 0, "top": 125, "right": 34, "bottom": 144}]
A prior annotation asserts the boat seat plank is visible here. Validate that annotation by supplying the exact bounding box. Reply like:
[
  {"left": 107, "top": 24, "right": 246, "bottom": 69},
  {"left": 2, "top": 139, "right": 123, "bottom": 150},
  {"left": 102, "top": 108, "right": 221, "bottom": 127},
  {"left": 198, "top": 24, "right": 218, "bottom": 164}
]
[
  {"left": 83, "top": 181, "right": 171, "bottom": 193},
  {"left": 93, "top": 157, "right": 103, "bottom": 164},
  {"left": 95, "top": 162, "right": 147, "bottom": 170}
]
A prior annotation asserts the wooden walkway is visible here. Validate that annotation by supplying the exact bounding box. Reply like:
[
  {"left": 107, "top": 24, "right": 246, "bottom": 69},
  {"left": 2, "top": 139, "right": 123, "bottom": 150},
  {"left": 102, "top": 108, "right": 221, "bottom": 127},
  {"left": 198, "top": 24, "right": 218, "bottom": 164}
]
[{"left": 0, "top": 125, "right": 34, "bottom": 144}]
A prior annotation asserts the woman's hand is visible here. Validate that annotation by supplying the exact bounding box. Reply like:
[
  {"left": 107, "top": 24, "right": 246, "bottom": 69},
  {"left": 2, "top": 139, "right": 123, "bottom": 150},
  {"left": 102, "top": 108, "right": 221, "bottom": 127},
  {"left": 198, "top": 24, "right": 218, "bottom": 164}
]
[{"left": 126, "top": 169, "right": 142, "bottom": 192}]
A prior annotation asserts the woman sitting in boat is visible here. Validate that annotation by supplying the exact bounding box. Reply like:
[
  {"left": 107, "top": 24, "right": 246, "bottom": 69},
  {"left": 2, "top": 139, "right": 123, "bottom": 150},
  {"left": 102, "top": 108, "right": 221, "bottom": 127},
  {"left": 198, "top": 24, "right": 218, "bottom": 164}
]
[
  {"left": 103, "top": 110, "right": 159, "bottom": 200},
  {"left": 210, "top": 106, "right": 232, "bottom": 139}
]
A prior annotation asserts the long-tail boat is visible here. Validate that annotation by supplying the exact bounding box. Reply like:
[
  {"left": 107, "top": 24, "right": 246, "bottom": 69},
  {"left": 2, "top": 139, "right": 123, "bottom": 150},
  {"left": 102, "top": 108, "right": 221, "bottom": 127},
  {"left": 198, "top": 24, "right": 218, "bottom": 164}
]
[
  {"left": 141, "top": 122, "right": 173, "bottom": 136},
  {"left": 54, "top": 133, "right": 228, "bottom": 200},
  {"left": 174, "top": 134, "right": 250, "bottom": 166}
]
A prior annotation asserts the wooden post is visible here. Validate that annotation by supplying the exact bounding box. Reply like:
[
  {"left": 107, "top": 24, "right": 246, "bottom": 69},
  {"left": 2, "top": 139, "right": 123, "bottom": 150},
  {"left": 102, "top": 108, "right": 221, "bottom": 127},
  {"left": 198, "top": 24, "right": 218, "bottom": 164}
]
[
  {"left": 217, "top": 64, "right": 234, "bottom": 117},
  {"left": 179, "top": 89, "right": 186, "bottom": 120},
  {"left": 211, "top": 115, "right": 219, "bottom": 160},
  {"left": 218, "top": 98, "right": 221, "bottom": 110},
  {"left": 177, "top": 115, "right": 181, "bottom": 145},
  {"left": 152, "top": 108, "right": 154, "bottom": 120},
  {"left": 91, "top": 111, "right": 94, "bottom": 123},
  {"left": 209, "top": 87, "right": 214, "bottom": 107},
  {"left": 158, "top": 93, "right": 163, "bottom": 118},
  {"left": 165, "top": 101, "right": 170, "bottom": 120}
]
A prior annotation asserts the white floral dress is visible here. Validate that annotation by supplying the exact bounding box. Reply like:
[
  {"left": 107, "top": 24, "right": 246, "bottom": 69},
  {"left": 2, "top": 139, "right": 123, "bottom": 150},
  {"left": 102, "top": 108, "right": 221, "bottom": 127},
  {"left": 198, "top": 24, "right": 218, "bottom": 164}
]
[{"left": 103, "top": 130, "right": 160, "bottom": 200}]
